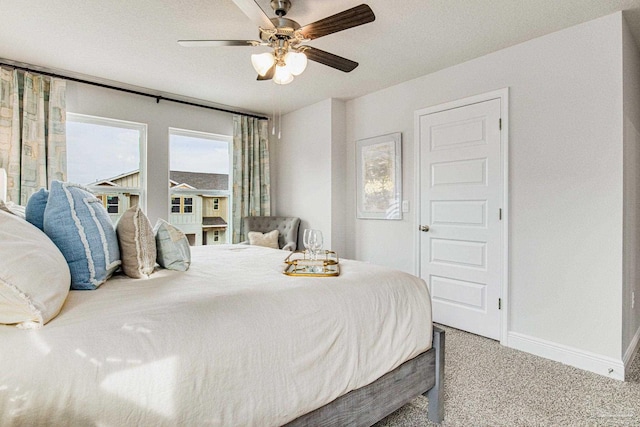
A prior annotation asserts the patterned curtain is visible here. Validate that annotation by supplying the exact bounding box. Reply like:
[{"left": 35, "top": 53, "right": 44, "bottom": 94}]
[
  {"left": 231, "top": 115, "right": 271, "bottom": 243},
  {"left": 0, "top": 68, "right": 66, "bottom": 205}
]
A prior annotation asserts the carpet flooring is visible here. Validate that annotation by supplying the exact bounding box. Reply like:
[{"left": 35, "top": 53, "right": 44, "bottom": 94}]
[{"left": 374, "top": 325, "right": 640, "bottom": 426}]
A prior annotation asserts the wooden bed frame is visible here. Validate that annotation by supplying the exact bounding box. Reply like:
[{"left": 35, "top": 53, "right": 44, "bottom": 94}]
[{"left": 286, "top": 326, "right": 445, "bottom": 426}]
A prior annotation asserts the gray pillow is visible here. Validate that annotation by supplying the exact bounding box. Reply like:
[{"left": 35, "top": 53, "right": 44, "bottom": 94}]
[{"left": 154, "top": 219, "right": 191, "bottom": 271}]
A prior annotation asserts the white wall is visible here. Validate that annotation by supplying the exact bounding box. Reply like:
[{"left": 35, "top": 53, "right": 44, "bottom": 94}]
[
  {"left": 346, "top": 12, "right": 625, "bottom": 361},
  {"left": 65, "top": 83, "right": 233, "bottom": 226},
  {"left": 330, "top": 100, "right": 347, "bottom": 256},
  {"left": 278, "top": 12, "right": 632, "bottom": 372},
  {"left": 273, "top": 98, "right": 346, "bottom": 252},
  {"left": 622, "top": 14, "right": 640, "bottom": 364}
]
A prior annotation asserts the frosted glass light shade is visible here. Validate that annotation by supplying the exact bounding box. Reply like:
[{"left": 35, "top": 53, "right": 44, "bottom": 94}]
[
  {"left": 251, "top": 52, "right": 275, "bottom": 76},
  {"left": 273, "top": 65, "right": 294, "bottom": 85},
  {"left": 284, "top": 51, "right": 307, "bottom": 76}
]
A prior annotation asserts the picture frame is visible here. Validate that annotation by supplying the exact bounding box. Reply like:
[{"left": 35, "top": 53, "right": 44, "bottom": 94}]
[{"left": 356, "top": 132, "right": 402, "bottom": 220}]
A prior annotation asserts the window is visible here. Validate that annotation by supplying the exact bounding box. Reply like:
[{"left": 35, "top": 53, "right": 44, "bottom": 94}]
[
  {"left": 66, "top": 113, "right": 147, "bottom": 224},
  {"left": 106, "top": 196, "right": 119, "bottom": 214},
  {"left": 171, "top": 197, "right": 181, "bottom": 213},
  {"left": 170, "top": 197, "right": 194, "bottom": 214},
  {"left": 169, "top": 128, "right": 231, "bottom": 246},
  {"left": 183, "top": 197, "right": 193, "bottom": 213}
]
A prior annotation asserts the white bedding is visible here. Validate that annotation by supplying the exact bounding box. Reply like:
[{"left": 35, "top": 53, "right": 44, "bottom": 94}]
[{"left": 0, "top": 245, "right": 432, "bottom": 426}]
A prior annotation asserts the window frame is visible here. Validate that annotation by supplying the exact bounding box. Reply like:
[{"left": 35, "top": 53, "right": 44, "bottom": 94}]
[{"left": 66, "top": 113, "right": 148, "bottom": 213}]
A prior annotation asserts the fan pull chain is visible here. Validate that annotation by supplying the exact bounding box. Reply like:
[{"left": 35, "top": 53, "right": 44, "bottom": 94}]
[
  {"left": 271, "top": 104, "right": 276, "bottom": 135},
  {"left": 275, "top": 84, "right": 282, "bottom": 140},
  {"left": 278, "top": 103, "right": 282, "bottom": 139}
]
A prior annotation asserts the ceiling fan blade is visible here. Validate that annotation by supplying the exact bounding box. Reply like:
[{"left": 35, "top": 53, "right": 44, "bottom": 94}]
[
  {"left": 299, "top": 4, "right": 375, "bottom": 40},
  {"left": 256, "top": 65, "right": 275, "bottom": 81},
  {"left": 303, "top": 47, "right": 358, "bottom": 73},
  {"left": 178, "top": 40, "right": 257, "bottom": 47},
  {"left": 232, "top": 0, "right": 275, "bottom": 29}
]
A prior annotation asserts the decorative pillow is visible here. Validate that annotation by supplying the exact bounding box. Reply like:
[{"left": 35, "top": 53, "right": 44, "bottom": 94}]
[
  {"left": 154, "top": 219, "right": 191, "bottom": 271},
  {"left": 25, "top": 188, "right": 49, "bottom": 230},
  {"left": 0, "top": 200, "right": 26, "bottom": 219},
  {"left": 0, "top": 210, "right": 70, "bottom": 328},
  {"left": 248, "top": 229, "right": 279, "bottom": 249},
  {"left": 116, "top": 206, "right": 156, "bottom": 278},
  {"left": 43, "top": 181, "right": 121, "bottom": 290}
]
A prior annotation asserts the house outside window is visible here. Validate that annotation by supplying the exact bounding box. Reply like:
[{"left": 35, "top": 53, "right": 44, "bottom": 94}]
[
  {"left": 169, "top": 128, "right": 231, "bottom": 246},
  {"left": 66, "top": 113, "right": 147, "bottom": 224}
]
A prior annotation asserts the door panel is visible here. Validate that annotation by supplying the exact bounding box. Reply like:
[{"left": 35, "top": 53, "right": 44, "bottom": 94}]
[{"left": 418, "top": 98, "right": 502, "bottom": 340}]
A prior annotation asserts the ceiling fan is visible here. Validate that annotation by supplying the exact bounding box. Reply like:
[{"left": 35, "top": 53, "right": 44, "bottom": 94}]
[{"left": 178, "top": 0, "right": 375, "bottom": 84}]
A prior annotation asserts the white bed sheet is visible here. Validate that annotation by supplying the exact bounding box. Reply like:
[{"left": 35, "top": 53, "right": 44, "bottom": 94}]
[{"left": 0, "top": 245, "right": 432, "bottom": 426}]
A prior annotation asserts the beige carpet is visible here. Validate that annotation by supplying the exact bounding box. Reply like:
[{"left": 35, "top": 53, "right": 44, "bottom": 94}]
[{"left": 375, "top": 325, "right": 640, "bottom": 426}]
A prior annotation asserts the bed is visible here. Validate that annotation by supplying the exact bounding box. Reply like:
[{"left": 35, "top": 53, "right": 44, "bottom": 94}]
[{"left": 0, "top": 182, "right": 444, "bottom": 426}]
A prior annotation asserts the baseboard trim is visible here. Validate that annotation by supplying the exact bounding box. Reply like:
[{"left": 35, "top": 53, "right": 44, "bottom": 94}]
[
  {"left": 507, "top": 331, "right": 625, "bottom": 381},
  {"left": 623, "top": 325, "right": 640, "bottom": 377}
]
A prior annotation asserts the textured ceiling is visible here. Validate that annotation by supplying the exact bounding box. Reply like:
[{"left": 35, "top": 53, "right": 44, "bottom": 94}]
[{"left": 1, "top": 0, "right": 639, "bottom": 116}]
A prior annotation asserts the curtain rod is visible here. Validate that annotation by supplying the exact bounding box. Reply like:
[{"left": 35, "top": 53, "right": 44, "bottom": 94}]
[{"left": 0, "top": 62, "right": 269, "bottom": 120}]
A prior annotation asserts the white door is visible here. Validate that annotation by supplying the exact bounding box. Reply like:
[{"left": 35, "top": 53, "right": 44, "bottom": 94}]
[{"left": 418, "top": 98, "right": 503, "bottom": 340}]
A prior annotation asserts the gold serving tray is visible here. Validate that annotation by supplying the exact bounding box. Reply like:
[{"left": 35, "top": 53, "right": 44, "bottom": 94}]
[{"left": 283, "top": 250, "right": 340, "bottom": 277}]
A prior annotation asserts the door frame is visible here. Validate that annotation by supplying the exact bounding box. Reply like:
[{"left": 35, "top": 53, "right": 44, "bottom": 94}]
[{"left": 413, "top": 87, "right": 510, "bottom": 344}]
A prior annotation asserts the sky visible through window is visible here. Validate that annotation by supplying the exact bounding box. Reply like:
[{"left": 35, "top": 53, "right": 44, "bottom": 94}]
[
  {"left": 67, "top": 120, "right": 140, "bottom": 185},
  {"left": 66, "top": 119, "right": 229, "bottom": 185},
  {"left": 170, "top": 134, "right": 229, "bottom": 175}
]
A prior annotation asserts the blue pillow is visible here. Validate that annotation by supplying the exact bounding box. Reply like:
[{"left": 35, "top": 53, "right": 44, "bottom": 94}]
[
  {"left": 25, "top": 188, "right": 49, "bottom": 231},
  {"left": 43, "top": 181, "right": 121, "bottom": 290}
]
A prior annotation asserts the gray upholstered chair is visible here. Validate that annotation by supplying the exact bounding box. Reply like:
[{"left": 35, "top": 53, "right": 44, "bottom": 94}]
[{"left": 243, "top": 216, "right": 301, "bottom": 251}]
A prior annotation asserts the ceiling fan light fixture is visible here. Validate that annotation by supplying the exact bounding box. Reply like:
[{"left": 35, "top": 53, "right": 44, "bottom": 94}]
[
  {"left": 284, "top": 51, "right": 307, "bottom": 76},
  {"left": 251, "top": 52, "right": 276, "bottom": 76},
  {"left": 273, "top": 64, "right": 294, "bottom": 85}
]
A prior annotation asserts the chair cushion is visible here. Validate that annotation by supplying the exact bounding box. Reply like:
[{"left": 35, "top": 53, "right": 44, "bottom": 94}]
[
  {"left": 243, "top": 216, "right": 300, "bottom": 250},
  {"left": 43, "top": 181, "right": 121, "bottom": 290},
  {"left": 248, "top": 229, "right": 280, "bottom": 249},
  {"left": 116, "top": 206, "right": 157, "bottom": 278}
]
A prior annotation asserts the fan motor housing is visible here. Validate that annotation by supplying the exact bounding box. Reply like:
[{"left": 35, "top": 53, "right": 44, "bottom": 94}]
[{"left": 270, "top": 0, "right": 291, "bottom": 17}]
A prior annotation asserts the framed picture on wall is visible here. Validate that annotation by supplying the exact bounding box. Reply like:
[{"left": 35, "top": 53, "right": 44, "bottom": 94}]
[{"left": 356, "top": 132, "right": 402, "bottom": 220}]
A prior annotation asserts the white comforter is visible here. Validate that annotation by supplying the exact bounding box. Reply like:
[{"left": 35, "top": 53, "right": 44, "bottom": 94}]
[{"left": 0, "top": 245, "right": 432, "bottom": 426}]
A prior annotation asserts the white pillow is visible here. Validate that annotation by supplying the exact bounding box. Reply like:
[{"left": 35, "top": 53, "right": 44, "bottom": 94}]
[
  {"left": 0, "top": 199, "right": 26, "bottom": 219},
  {"left": 0, "top": 210, "right": 70, "bottom": 328},
  {"left": 248, "top": 229, "right": 279, "bottom": 249}
]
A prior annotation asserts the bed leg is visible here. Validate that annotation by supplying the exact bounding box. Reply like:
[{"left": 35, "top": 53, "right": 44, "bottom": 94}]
[{"left": 424, "top": 326, "right": 444, "bottom": 423}]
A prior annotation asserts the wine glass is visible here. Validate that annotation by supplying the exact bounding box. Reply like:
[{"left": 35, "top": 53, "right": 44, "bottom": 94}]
[
  {"left": 310, "top": 230, "right": 323, "bottom": 261},
  {"left": 303, "top": 229, "right": 313, "bottom": 258}
]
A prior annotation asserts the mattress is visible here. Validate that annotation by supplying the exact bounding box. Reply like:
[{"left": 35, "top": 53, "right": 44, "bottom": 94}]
[{"left": 0, "top": 245, "right": 432, "bottom": 426}]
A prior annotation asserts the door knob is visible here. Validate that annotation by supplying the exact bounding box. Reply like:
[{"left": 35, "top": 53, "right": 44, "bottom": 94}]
[{"left": 420, "top": 225, "right": 430, "bottom": 232}]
